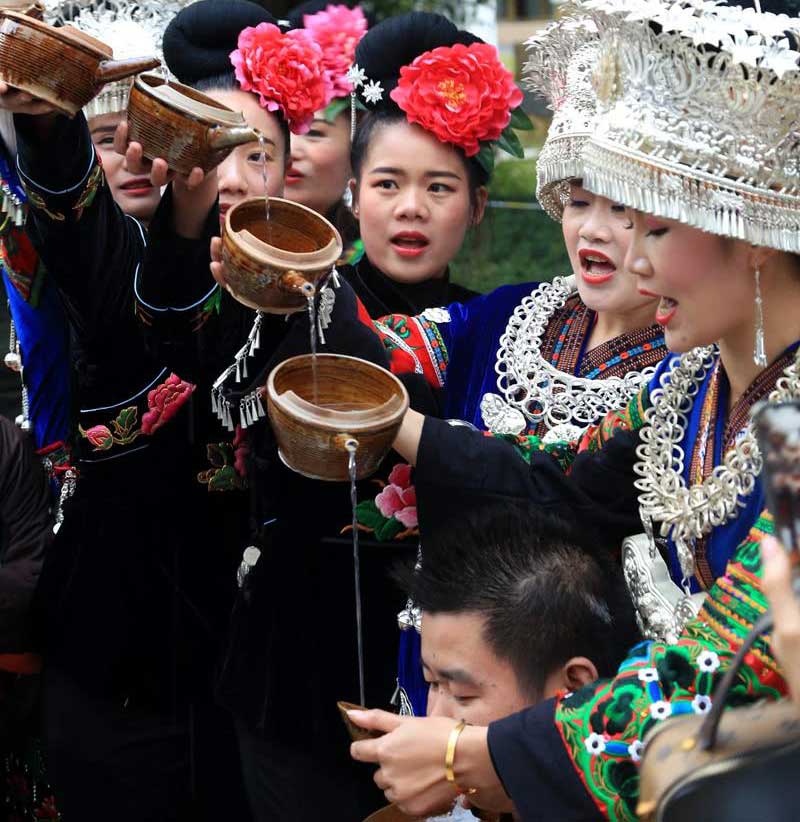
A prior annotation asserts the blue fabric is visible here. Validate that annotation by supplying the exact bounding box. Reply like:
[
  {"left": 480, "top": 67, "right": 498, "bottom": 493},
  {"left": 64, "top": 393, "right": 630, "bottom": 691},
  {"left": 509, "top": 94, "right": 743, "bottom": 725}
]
[
  {"left": 397, "top": 627, "right": 428, "bottom": 716},
  {"left": 647, "top": 349, "right": 798, "bottom": 590},
  {"left": 3, "top": 268, "right": 70, "bottom": 450},
  {"left": 439, "top": 282, "right": 537, "bottom": 428}
]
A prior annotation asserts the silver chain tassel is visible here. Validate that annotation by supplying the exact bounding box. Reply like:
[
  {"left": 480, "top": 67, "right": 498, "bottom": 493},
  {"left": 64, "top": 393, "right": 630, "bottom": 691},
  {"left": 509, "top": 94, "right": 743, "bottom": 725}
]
[{"left": 753, "top": 266, "right": 767, "bottom": 368}]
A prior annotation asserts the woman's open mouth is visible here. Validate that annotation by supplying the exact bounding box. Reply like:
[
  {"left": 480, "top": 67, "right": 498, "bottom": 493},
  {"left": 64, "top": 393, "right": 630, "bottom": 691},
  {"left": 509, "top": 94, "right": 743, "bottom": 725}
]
[
  {"left": 655, "top": 296, "right": 678, "bottom": 327},
  {"left": 578, "top": 248, "right": 616, "bottom": 284},
  {"left": 391, "top": 231, "right": 430, "bottom": 258}
]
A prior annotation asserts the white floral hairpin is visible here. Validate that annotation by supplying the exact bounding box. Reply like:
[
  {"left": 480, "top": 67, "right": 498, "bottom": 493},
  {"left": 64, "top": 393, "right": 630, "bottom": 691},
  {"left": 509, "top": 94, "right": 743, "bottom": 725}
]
[{"left": 347, "top": 63, "right": 384, "bottom": 104}]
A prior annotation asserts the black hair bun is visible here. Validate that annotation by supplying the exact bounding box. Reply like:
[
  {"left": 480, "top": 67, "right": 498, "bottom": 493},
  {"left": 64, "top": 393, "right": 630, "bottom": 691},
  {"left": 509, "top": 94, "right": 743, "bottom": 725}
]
[
  {"left": 354, "top": 11, "right": 481, "bottom": 108},
  {"left": 163, "top": 0, "right": 278, "bottom": 85}
]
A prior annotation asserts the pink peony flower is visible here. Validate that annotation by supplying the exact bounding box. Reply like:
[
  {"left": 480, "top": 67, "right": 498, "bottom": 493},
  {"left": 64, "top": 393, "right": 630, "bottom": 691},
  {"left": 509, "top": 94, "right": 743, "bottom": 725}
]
[
  {"left": 387, "top": 462, "right": 412, "bottom": 489},
  {"left": 230, "top": 23, "right": 334, "bottom": 134},
  {"left": 82, "top": 424, "right": 113, "bottom": 451},
  {"left": 390, "top": 42, "right": 523, "bottom": 157},
  {"left": 375, "top": 480, "right": 417, "bottom": 529},
  {"left": 141, "top": 373, "right": 195, "bottom": 436},
  {"left": 395, "top": 505, "right": 418, "bottom": 529},
  {"left": 304, "top": 4, "right": 368, "bottom": 98}
]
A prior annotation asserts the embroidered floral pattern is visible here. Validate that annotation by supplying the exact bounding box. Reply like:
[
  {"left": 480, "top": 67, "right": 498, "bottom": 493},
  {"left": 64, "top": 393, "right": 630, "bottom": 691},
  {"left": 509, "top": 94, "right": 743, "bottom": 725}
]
[
  {"left": 376, "top": 313, "right": 450, "bottom": 388},
  {"left": 79, "top": 373, "right": 195, "bottom": 453},
  {"left": 554, "top": 513, "right": 785, "bottom": 822},
  {"left": 141, "top": 374, "right": 195, "bottom": 435},
  {"left": 345, "top": 462, "right": 420, "bottom": 542},
  {"left": 197, "top": 426, "right": 250, "bottom": 492},
  {"left": 487, "top": 431, "right": 578, "bottom": 473},
  {"left": 1, "top": 224, "right": 46, "bottom": 305},
  {"left": 23, "top": 158, "right": 105, "bottom": 223}
]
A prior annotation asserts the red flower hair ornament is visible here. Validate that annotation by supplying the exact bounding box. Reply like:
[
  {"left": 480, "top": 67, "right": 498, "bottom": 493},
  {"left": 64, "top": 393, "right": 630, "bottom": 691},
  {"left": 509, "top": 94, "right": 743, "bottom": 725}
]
[
  {"left": 230, "top": 23, "right": 334, "bottom": 134},
  {"left": 385, "top": 42, "right": 531, "bottom": 173}
]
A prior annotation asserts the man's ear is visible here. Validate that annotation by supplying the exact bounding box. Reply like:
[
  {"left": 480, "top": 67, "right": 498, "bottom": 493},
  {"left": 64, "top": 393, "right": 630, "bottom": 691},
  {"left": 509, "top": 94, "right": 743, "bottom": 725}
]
[{"left": 562, "top": 657, "right": 599, "bottom": 691}]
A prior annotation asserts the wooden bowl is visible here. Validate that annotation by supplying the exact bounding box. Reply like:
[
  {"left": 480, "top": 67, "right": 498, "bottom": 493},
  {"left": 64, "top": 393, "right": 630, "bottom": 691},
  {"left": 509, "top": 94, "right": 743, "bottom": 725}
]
[
  {"left": 222, "top": 197, "right": 343, "bottom": 313},
  {"left": 0, "top": 1, "right": 43, "bottom": 19},
  {"left": 266, "top": 354, "right": 408, "bottom": 482},
  {"left": 0, "top": 11, "right": 159, "bottom": 116},
  {"left": 337, "top": 701, "right": 385, "bottom": 742},
  {"left": 127, "top": 73, "right": 261, "bottom": 175}
]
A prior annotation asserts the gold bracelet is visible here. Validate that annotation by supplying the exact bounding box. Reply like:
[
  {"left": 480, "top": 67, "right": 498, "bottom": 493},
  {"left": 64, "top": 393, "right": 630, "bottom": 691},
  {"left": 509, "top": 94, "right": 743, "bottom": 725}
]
[{"left": 445, "top": 719, "right": 477, "bottom": 796}]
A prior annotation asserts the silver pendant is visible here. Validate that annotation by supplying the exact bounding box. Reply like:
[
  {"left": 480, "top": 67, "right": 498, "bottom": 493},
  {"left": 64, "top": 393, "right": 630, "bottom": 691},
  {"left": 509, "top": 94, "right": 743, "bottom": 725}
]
[{"left": 480, "top": 392, "right": 526, "bottom": 435}]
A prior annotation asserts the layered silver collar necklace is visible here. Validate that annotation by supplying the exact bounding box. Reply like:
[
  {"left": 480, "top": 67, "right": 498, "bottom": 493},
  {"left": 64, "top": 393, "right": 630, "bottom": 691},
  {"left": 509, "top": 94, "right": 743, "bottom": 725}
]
[
  {"left": 480, "top": 275, "right": 657, "bottom": 441},
  {"left": 635, "top": 344, "right": 800, "bottom": 587}
]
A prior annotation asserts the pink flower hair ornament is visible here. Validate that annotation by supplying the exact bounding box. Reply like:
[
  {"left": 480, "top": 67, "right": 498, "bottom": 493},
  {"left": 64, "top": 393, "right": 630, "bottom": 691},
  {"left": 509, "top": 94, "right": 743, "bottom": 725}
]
[
  {"left": 230, "top": 22, "right": 335, "bottom": 134},
  {"left": 304, "top": 4, "right": 368, "bottom": 99},
  {"left": 351, "top": 41, "right": 533, "bottom": 174}
]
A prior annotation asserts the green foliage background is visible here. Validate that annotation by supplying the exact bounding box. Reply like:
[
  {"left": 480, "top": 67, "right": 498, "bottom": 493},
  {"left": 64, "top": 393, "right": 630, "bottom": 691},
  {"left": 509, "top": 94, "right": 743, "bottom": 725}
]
[{"left": 451, "top": 158, "right": 570, "bottom": 294}]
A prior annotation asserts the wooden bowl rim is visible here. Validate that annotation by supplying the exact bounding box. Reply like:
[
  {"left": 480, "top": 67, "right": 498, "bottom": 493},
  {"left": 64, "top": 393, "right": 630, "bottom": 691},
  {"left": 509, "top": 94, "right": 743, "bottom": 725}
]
[
  {"left": 0, "top": 10, "right": 112, "bottom": 58},
  {"left": 132, "top": 72, "right": 246, "bottom": 128},
  {"left": 224, "top": 197, "right": 343, "bottom": 270},
  {"left": 267, "top": 353, "right": 409, "bottom": 434}
]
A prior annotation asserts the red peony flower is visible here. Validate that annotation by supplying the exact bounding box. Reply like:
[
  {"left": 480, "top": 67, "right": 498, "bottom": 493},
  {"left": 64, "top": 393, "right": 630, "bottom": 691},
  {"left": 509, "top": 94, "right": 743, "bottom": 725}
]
[
  {"left": 230, "top": 23, "right": 334, "bottom": 134},
  {"left": 390, "top": 42, "right": 524, "bottom": 157},
  {"left": 304, "top": 4, "right": 368, "bottom": 98},
  {"left": 141, "top": 373, "right": 195, "bottom": 436}
]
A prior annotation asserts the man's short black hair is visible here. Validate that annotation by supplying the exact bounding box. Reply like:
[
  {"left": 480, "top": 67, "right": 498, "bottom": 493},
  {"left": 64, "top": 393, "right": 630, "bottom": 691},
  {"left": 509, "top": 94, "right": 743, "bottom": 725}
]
[{"left": 396, "top": 500, "right": 640, "bottom": 699}]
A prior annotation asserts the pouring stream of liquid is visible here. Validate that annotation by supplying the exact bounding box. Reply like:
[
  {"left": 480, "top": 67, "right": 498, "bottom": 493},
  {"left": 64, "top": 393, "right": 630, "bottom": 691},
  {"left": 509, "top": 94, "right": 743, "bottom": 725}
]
[
  {"left": 307, "top": 297, "right": 320, "bottom": 405},
  {"left": 346, "top": 439, "right": 366, "bottom": 707}
]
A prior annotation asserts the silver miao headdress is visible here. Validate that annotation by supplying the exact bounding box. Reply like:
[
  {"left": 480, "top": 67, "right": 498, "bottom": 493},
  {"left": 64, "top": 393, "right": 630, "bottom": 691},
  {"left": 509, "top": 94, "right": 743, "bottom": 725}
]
[
  {"left": 43, "top": 0, "right": 191, "bottom": 119},
  {"left": 582, "top": 0, "right": 800, "bottom": 252},
  {"left": 523, "top": 16, "right": 599, "bottom": 220}
]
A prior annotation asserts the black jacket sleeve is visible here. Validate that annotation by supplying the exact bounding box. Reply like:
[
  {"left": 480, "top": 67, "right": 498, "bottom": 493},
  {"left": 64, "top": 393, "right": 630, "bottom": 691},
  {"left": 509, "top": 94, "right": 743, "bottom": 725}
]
[
  {"left": 15, "top": 112, "right": 146, "bottom": 348},
  {"left": 0, "top": 418, "right": 52, "bottom": 651},
  {"left": 487, "top": 701, "right": 603, "bottom": 822},
  {"left": 415, "top": 415, "right": 643, "bottom": 550}
]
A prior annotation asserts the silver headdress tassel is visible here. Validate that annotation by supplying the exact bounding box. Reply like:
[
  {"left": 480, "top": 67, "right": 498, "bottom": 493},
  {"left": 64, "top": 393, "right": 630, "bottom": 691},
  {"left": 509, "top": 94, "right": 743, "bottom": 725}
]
[
  {"left": 582, "top": 0, "right": 800, "bottom": 252},
  {"left": 523, "top": 15, "right": 599, "bottom": 221},
  {"left": 43, "top": 0, "right": 192, "bottom": 119}
]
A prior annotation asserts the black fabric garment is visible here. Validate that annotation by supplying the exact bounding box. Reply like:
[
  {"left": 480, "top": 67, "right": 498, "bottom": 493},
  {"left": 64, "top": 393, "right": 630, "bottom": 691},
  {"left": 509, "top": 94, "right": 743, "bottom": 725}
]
[
  {"left": 343, "top": 254, "right": 478, "bottom": 318},
  {"left": 137, "top": 201, "right": 410, "bottom": 818},
  {"left": 0, "top": 416, "right": 51, "bottom": 651},
  {"left": 0, "top": 297, "right": 18, "bottom": 421},
  {"left": 487, "top": 701, "right": 603, "bottom": 822},
  {"left": 15, "top": 112, "right": 250, "bottom": 819},
  {"left": 415, "top": 415, "right": 642, "bottom": 552}
]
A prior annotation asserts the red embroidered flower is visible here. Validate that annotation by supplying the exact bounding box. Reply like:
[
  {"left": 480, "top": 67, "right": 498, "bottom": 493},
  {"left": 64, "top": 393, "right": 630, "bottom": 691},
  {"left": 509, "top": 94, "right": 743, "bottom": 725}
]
[
  {"left": 390, "top": 42, "right": 523, "bottom": 157},
  {"left": 304, "top": 4, "right": 368, "bottom": 98},
  {"left": 375, "top": 463, "right": 418, "bottom": 528},
  {"left": 82, "top": 424, "right": 113, "bottom": 451},
  {"left": 232, "top": 425, "right": 251, "bottom": 478},
  {"left": 141, "top": 373, "right": 195, "bottom": 436},
  {"left": 230, "top": 23, "right": 334, "bottom": 134}
]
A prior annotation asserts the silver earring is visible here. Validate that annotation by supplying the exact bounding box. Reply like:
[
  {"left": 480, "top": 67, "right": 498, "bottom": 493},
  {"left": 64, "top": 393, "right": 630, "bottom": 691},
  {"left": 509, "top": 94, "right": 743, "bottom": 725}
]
[
  {"left": 342, "top": 186, "right": 353, "bottom": 209},
  {"left": 754, "top": 266, "right": 767, "bottom": 367}
]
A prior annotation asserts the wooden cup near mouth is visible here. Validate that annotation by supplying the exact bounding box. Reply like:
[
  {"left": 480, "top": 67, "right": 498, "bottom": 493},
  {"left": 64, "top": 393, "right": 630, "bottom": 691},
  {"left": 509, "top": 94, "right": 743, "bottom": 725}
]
[
  {"left": 127, "top": 72, "right": 262, "bottom": 175},
  {"left": 267, "top": 354, "right": 409, "bottom": 482},
  {"left": 222, "top": 197, "right": 343, "bottom": 313}
]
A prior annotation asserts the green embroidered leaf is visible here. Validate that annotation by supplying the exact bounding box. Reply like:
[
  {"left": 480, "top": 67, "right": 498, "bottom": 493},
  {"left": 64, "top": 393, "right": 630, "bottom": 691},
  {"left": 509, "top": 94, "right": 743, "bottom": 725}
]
[
  {"left": 355, "top": 500, "right": 385, "bottom": 531},
  {"left": 115, "top": 406, "right": 139, "bottom": 436},
  {"left": 206, "top": 442, "right": 232, "bottom": 468},
  {"left": 497, "top": 126, "right": 525, "bottom": 160},
  {"left": 509, "top": 106, "right": 534, "bottom": 131},
  {"left": 203, "top": 288, "right": 222, "bottom": 315},
  {"left": 207, "top": 464, "right": 242, "bottom": 492},
  {"left": 375, "top": 517, "right": 404, "bottom": 542}
]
